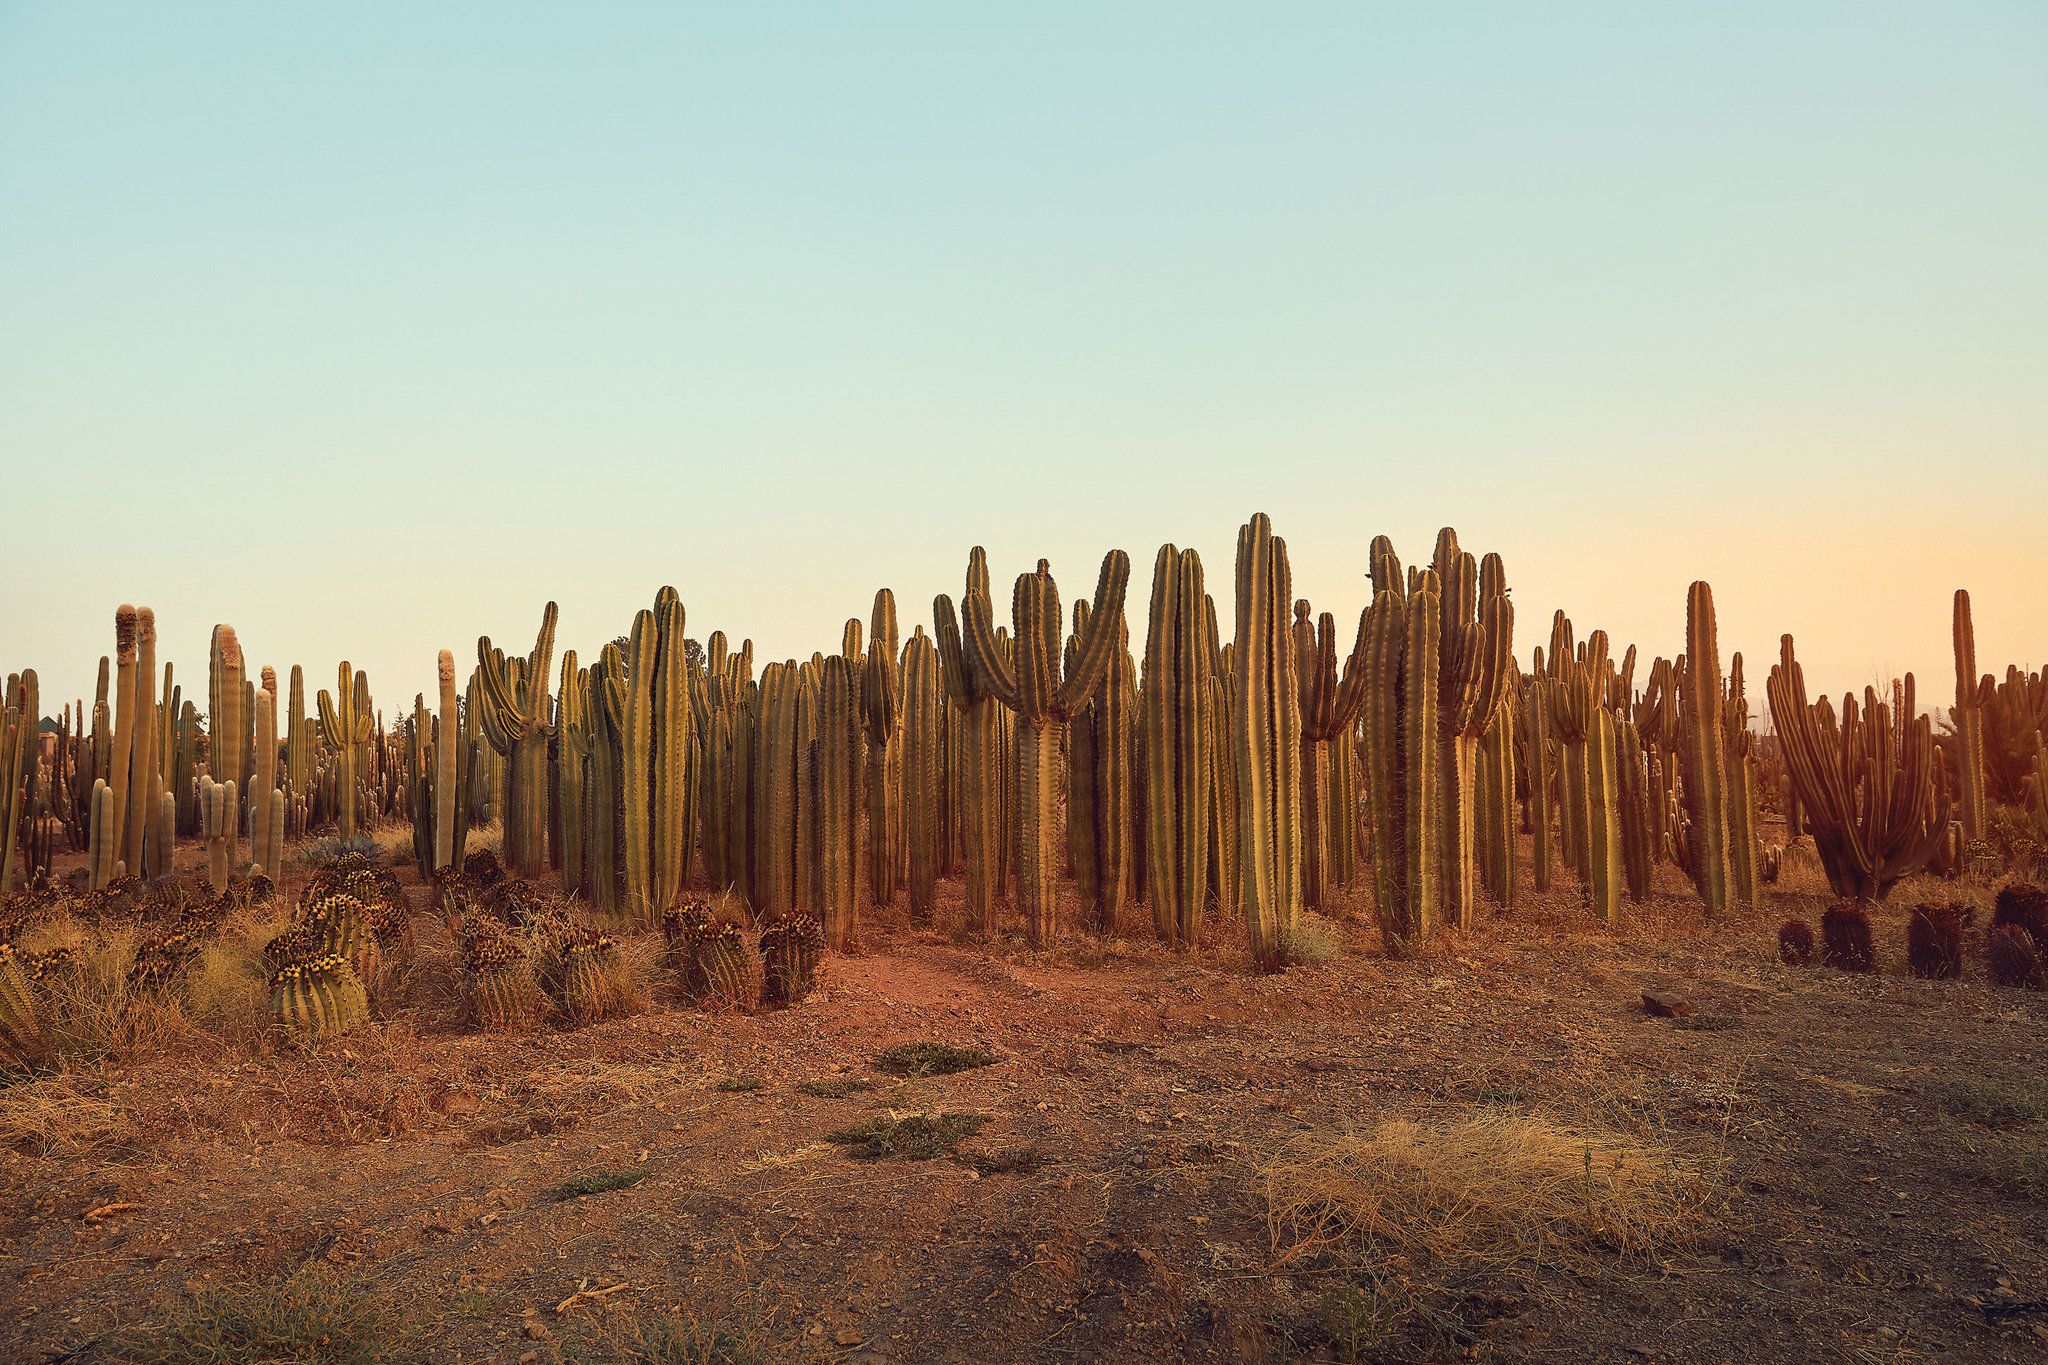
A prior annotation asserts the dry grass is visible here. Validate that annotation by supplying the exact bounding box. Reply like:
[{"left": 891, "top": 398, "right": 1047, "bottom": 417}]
[
  {"left": 1262, "top": 1111, "right": 1711, "bottom": 1274},
  {"left": 0, "top": 1072, "right": 139, "bottom": 1159}
]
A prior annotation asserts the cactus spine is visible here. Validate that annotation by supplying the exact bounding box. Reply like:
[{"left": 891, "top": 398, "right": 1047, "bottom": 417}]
[
  {"left": 1681, "top": 583, "right": 1731, "bottom": 917},
  {"left": 1953, "top": 588, "right": 1987, "bottom": 844},
  {"left": 1233, "top": 515, "right": 1302, "bottom": 971},
  {"left": 475, "top": 603, "right": 558, "bottom": 880},
  {"left": 963, "top": 550, "right": 1132, "bottom": 948}
]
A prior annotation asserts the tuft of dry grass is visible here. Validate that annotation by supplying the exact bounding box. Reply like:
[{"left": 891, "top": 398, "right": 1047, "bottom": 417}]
[
  {"left": 0, "top": 1072, "right": 139, "bottom": 1159},
  {"left": 1262, "top": 1111, "right": 1710, "bottom": 1274}
]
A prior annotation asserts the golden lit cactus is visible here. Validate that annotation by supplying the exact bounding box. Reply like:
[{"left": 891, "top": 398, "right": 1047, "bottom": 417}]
[
  {"left": 558, "top": 926, "right": 636, "bottom": 1024},
  {"left": 268, "top": 954, "right": 370, "bottom": 1039},
  {"left": 1233, "top": 514, "right": 1303, "bottom": 970},
  {"left": 1066, "top": 598, "right": 1136, "bottom": 936},
  {"left": 1140, "top": 545, "right": 1214, "bottom": 945},
  {"left": 464, "top": 933, "right": 542, "bottom": 1031},
  {"left": 1292, "top": 601, "right": 1367, "bottom": 914},
  {"left": 661, "top": 900, "right": 714, "bottom": 975},
  {"left": 316, "top": 660, "right": 371, "bottom": 840},
  {"left": 694, "top": 919, "right": 764, "bottom": 1011},
  {"left": 900, "top": 632, "right": 945, "bottom": 923},
  {"left": 299, "top": 893, "right": 383, "bottom": 997},
  {"left": 475, "top": 603, "right": 558, "bottom": 880},
  {"left": 0, "top": 943, "right": 48, "bottom": 1065},
  {"left": 861, "top": 589, "right": 904, "bottom": 910},
  {"left": 1952, "top": 589, "right": 1988, "bottom": 843},
  {"left": 933, "top": 548, "right": 1004, "bottom": 937},
  {"left": 760, "top": 913, "right": 826, "bottom": 1007},
  {"left": 962, "top": 549, "right": 1133, "bottom": 948},
  {"left": 1680, "top": 584, "right": 1732, "bottom": 916}
]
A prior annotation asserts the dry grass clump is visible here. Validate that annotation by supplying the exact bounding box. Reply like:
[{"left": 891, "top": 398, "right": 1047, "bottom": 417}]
[
  {"left": 1262, "top": 1111, "right": 1710, "bottom": 1273},
  {"left": 105, "top": 1266, "right": 426, "bottom": 1365},
  {"left": 0, "top": 1072, "right": 139, "bottom": 1159}
]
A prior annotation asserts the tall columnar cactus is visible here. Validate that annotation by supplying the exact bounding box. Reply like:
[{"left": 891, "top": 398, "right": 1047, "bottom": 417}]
[
  {"left": 0, "top": 676, "right": 33, "bottom": 894},
  {"left": 1066, "top": 599, "right": 1136, "bottom": 935},
  {"left": 752, "top": 660, "right": 802, "bottom": 918},
  {"left": 696, "top": 632, "right": 740, "bottom": 898},
  {"left": 901, "top": 631, "right": 946, "bottom": 923},
  {"left": 1477, "top": 681, "right": 1519, "bottom": 912},
  {"left": 641, "top": 588, "right": 696, "bottom": 914},
  {"left": 1614, "top": 716, "right": 1656, "bottom": 903},
  {"left": 201, "top": 776, "right": 235, "bottom": 892},
  {"left": 1522, "top": 650, "right": 1554, "bottom": 893},
  {"left": 286, "top": 664, "right": 310, "bottom": 804},
  {"left": 1140, "top": 547, "right": 1215, "bottom": 944},
  {"left": 1361, "top": 559, "right": 1439, "bottom": 954},
  {"left": 1233, "top": 515, "right": 1302, "bottom": 971},
  {"left": 435, "top": 650, "right": 465, "bottom": 871},
  {"left": 1292, "top": 602, "right": 1367, "bottom": 913},
  {"left": 1583, "top": 702, "right": 1623, "bottom": 922},
  {"left": 861, "top": 590, "right": 904, "bottom": 909},
  {"left": 1681, "top": 583, "right": 1731, "bottom": 917},
  {"left": 550, "top": 651, "right": 584, "bottom": 894},
  {"left": 209, "top": 626, "right": 246, "bottom": 858},
  {"left": 585, "top": 643, "right": 626, "bottom": 913},
  {"left": 127, "top": 609, "right": 159, "bottom": 879},
  {"left": 811, "top": 653, "right": 862, "bottom": 948},
  {"left": 934, "top": 548, "right": 1003, "bottom": 937},
  {"left": 475, "top": 603, "right": 558, "bottom": 880},
  {"left": 252, "top": 677, "right": 283, "bottom": 876},
  {"left": 1430, "top": 534, "right": 1515, "bottom": 931},
  {"left": 1952, "top": 589, "right": 1987, "bottom": 843},
  {"left": 1722, "top": 653, "right": 1762, "bottom": 908},
  {"left": 1547, "top": 615, "right": 1584, "bottom": 878},
  {"left": 963, "top": 550, "right": 1133, "bottom": 949},
  {"left": 1768, "top": 635, "right": 1951, "bottom": 901},
  {"left": 111, "top": 606, "right": 139, "bottom": 880}
]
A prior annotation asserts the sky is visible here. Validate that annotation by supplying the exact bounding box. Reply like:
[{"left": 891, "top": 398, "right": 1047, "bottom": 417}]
[{"left": 2, "top": 4, "right": 2043, "bottom": 727}]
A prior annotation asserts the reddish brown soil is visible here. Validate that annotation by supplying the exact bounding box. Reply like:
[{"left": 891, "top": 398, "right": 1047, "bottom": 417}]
[{"left": 5, "top": 832, "right": 2048, "bottom": 1363}]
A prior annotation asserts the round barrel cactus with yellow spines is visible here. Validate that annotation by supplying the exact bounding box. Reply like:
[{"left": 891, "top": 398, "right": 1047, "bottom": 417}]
[
  {"left": 267, "top": 953, "right": 370, "bottom": 1039},
  {"left": 695, "top": 920, "right": 764, "bottom": 1012},
  {"left": 0, "top": 942, "right": 49, "bottom": 1065},
  {"left": 558, "top": 926, "right": 635, "bottom": 1025},
  {"left": 463, "top": 932, "right": 542, "bottom": 1031},
  {"left": 759, "top": 914, "right": 825, "bottom": 1007},
  {"left": 297, "top": 894, "right": 383, "bottom": 997}
]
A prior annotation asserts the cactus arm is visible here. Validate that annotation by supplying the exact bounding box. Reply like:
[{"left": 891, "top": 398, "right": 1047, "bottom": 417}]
[
  {"left": 1050, "top": 550, "right": 1134, "bottom": 718},
  {"left": 961, "top": 590, "right": 1024, "bottom": 713}
]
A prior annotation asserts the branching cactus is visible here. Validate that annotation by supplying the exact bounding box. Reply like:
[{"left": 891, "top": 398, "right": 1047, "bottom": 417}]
[
  {"left": 1722, "top": 652, "right": 1762, "bottom": 908},
  {"left": 475, "top": 603, "right": 558, "bottom": 880},
  {"left": 1362, "top": 556, "right": 1439, "bottom": 954},
  {"left": 1292, "top": 601, "right": 1367, "bottom": 914},
  {"left": 315, "top": 660, "right": 368, "bottom": 840},
  {"left": 128, "top": 609, "right": 159, "bottom": 880},
  {"left": 934, "top": 548, "right": 1004, "bottom": 937},
  {"left": 111, "top": 607, "right": 139, "bottom": 880},
  {"left": 1066, "top": 598, "right": 1136, "bottom": 935},
  {"left": 1233, "top": 515, "right": 1302, "bottom": 971},
  {"left": 1141, "top": 545, "right": 1214, "bottom": 945},
  {"left": 1768, "top": 635, "right": 1951, "bottom": 901},
  {"left": 1430, "top": 533, "right": 1515, "bottom": 931},
  {"left": 963, "top": 549, "right": 1133, "bottom": 949}
]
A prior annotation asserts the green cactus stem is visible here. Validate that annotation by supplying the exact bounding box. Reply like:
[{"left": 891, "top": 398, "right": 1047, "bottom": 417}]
[
  {"left": 753, "top": 660, "right": 803, "bottom": 919},
  {"left": 475, "top": 603, "right": 558, "bottom": 881},
  {"left": 963, "top": 549, "right": 1133, "bottom": 949},
  {"left": 1952, "top": 588, "right": 1987, "bottom": 843},
  {"left": 315, "top": 660, "right": 368, "bottom": 841},
  {"left": 861, "top": 589, "right": 904, "bottom": 910},
  {"left": 811, "top": 653, "right": 861, "bottom": 948},
  {"left": 110, "top": 607, "right": 139, "bottom": 882},
  {"left": 1681, "top": 583, "right": 1732, "bottom": 917},
  {"left": 1141, "top": 545, "right": 1214, "bottom": 945},
  {"left": 1293, "top": 601, "right": 1368, "bottom": 914},
  {"left": 901, "top": 631, "right": 945, "bottom": 924},
  {"left": 268, "top": 953, "right": 370, "bottom": 1038},
  {"left": 1067, "top": 598, "right": 1136, "bottom": 936},
  {"left": 1232, "top": 515, "right": 1302, "bottom": 971},
  {"left": 934, "top": 548, "right": 1003, "bottom": 938},
  {"left": 1430, "top": 534, "right": 1515, "bottom": 932}
]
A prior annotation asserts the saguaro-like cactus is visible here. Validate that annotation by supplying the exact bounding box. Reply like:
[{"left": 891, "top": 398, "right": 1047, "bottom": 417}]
[
  {"left": 962, "top": 549, "right": 1133, "bottom": 948},
  {"left": 811, "top": 653, "right": 862, "bottom": 948},
  {"left": 934, "top": 549, "right": 1004, "bottom": 937},
  {"left": 1141, "top": 545, "right": 1214, "bottom": 945},
  {"left": 251, "top": 675, "right": 283, "bottom": 876},
  {"left": 127, "top": 609, "right": 160, "bottom": 879},
  {"left": 1233, "top": 515, "right": 1302, "bottom": 971},
  {"left": 1293, "top": 602, "right": 1367, "bottom": 913},
  {"left": 901, "top": 631, "right": 946, "bottom": 923},
  {"left": 1431, "top": 534, "right": 1515, "bottom": 931},
  {"left": 1522, "top": 650, "right": 1554, "bottom": 893},
  {"left": 435, "top": 650, "right": 465, "bottom": 870},
  {"left": 1722, "top": 653, "right": 1762, "bottom": 908},
  {"left": 1681, "top": 583, "right": 1731, "bottom": 917},
  {"left": 110, "top": 607, "right": 139, "bottom": 879},
  {"left": 1067, "top": 599, "right": 1136, "bottom": 935},
  {"left": 209, "top": 627, "right": 246, "bottom": 856},
  {"left": 1952, "top": 589, "right": 1987, "bottom": 843},
  {"left": 1767, "top": 635, "right": 1951, "bottom": 901},
  {"left": 475, "top": 603, "right": 558, "bottom": 880},
  {"left": 315, "top": 661, "right": 368, "bottom": 840},
  {"left": 861, "top": 590, "right": 903, "bottom": 909},
  {"left": 753, "top": 660, "right": 803, "bottom": 919},
  {"left": 1361, "top": 560, "right": 1438, "bottom": 954},
  {"left": 286, "top": 665, "right": 311, "bottom": 807}
]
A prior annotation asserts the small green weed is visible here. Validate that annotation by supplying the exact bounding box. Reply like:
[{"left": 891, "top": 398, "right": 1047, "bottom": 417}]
[
  {"left": 1984, "top": 1131, "right": 2048, "bottom": 1200},
  {"left": 106, "top": 1267, "right": 424, "bottom": 1364},
  {"left": 826, "top": 1112, "right": 986, "bottom": 1161},
  {"left": 796, "top": 1078, "right": 874, "bottom": 1099},
  {"left": 549, "top": 1169, "right": 646, "bottom": 1201},
  {"left": 1935, "top": 1078, "right": 2043, "bottom": 1129},
  {"left": 872, "top": 1042, "right": 995, "bottom": 1077},
  {"left": 606, "top": 1308, "right": 768, "bottom": 1365},
  {"left": 714, "top": 1077, "right": 762, "bottom": 1093},
  {"left": 1319, "top": 1283, "right": 1403, "bottom": 1362}
]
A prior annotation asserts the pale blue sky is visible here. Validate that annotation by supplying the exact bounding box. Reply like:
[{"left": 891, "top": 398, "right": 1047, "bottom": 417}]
[{"left": 3, "top": 4, "right": 2043, "bottom": 719}]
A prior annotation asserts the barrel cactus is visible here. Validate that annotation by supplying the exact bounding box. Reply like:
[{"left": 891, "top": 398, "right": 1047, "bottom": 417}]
[
  {"left": 268, "top": 954, "right": 370, "bottom": 1039},
  {"left": 464, "top": 933, "right": 542, "bottom": 1031},
  {"left": 760, "top": 913, "right": 827, "bottom": 1007}
]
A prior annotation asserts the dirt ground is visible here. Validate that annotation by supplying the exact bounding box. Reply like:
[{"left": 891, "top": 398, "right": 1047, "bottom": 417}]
[{"left": 4, "top": 828, "right": 2048, "bottom": 1364}]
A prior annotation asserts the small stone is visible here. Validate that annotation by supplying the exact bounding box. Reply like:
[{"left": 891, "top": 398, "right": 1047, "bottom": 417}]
[
  {"left": 1642, "top": 992, "right": 1694, "bottom": 1018},
  {"left": 834, "top": 1327, "right": 864, "bottom": 1346},
  {"left": 520, "top": 1353, "right": 540, "bottom": 1365}
]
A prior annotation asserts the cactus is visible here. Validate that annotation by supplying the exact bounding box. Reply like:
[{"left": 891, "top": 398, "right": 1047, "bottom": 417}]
[
  {"left": 810, "top": 654, "right": 862, "bottom": 948},
  {"left": 1906, "top": 903, "right": 1969, "bottom": 980},
  {"left": 88, "top": 779, "right": 117, "bottom": 889},
  {"left": 934, "top": 548, "right": 1004, "bottom": 937},
  {"left": 209, "top": 626, "right": 246, "bottom": 860},
  {"left": 0, "top": 943, "right": 48, "bottom": 1064},
  {"left": 1293, "top": 602, "right": 1367, "bottom": 914},
  {"left": 693, "top": 920, "right": 764, "bottom": 1011},
  {"left": 1067, "top": 599, "right": 1136, "bottom": 935},
  {"left": 0, "top": 674, "right": 34, "bottom": 894},
  {"left": 1820, "top": 902, "right": 1875, "bottom": 972},
  {"left": 251, "top": 673, "right": 282, "bottom": 876},
  {"left": 201, "top": 777, "right": 236, "bottom": 892},
  {"left": 464, "top": 933, "right": 541, "bottom": 1031},
  {"left": 900, "top": 632, "right": 945, "bottom": 923},
  {"left": 962, "top": 549, "right": 1133, "bottom": 949},
  {"left": 1431, "top": 535, "right": 1515, "bottom": 930},
  {"left": 286, "top": 664, "right": 310, "bottom": 807},
  {"left": 1722, "top": 652, "right": 1762, "bottom": 908},
  {"left": 129, "top": 609, "right": 160, "bottom": 880},
  {"left": 760, "top": 913, "right": 827, "bottom": 1006},
  {"left": 1476, "top": 683, "right": 1518, "bottom": 912},
  {"left": 299, "top": 893, "right": 383, "bottom": 995},
  {"left": 475, "top": 603, "right": 558, "bottom": 880},
  {"left": 559, "top": 927, "right": 637, "bottom": 1024},
  {"left": 1767, "top": 635, "right": 1951, "bottom": 902},
  {"left": 751, "top": 661, "right": 802, "bottom": 919},
  {"left": 315, "top": 660, "right": 369, "bottom": 840},
  {"left": 606, "top": 589, "right": 695, "bottom": 924},
  {"left": 1232, "top": 515, "right": 1302, "bottom": 971},
  {"left": 1522, "top": 651, "right": 1554, "bottom": 893},
  {"left": 1583, "top": 703, "right": 1623, "bottom": 922},
  {"left": 268, "top": 954, "right": 370, "bottom": 1038},
  {"left": 1614, "top": 717, "right": 1656, "bottom": 903},
  {"left": 110, "top": 607, "right": 139, "bottom": 884},
  {"left": 1778, "top": 919, "right": 1816, "bottom": 965},
  {"left": 861, "top": 590, "right": 904, "bottom": 909},
  {"left": 1987, "top": 925, "right": 2044, "bottom": 989},
  {"left": 1680, "top": 584, "right": 1732, "bottom": 917},
  {"left": 1141, "top": 545, "right": 1214, "bottom": 945},
  {"left": 1952, "top": 589, "right": 1988, "bottom": 843},
  {"left": 1361, "top": 556, "right": 1438, "bottom": 954}
]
